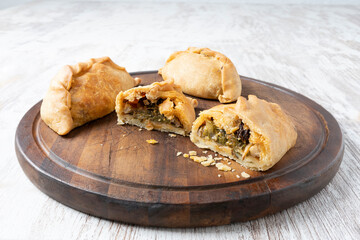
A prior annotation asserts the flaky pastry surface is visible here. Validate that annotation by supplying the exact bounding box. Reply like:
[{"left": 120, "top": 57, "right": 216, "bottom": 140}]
[
  {"left": 190, "top": 95, "right": 297, "bottom": 171},
  {"left": 40, "top": 57, "right": 140, "bottom": 135},
  {"left": 158, "top": 47, "right": 242, "bottom": 103}
]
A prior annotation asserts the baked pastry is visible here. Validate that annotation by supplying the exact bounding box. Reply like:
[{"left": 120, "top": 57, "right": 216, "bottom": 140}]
[
  {"left": 190, "top": 95, "right": 297, "bottom": 171},
  {"left": 158, "top": 47, "right": 242, "bottom": 103},
  {"left": 41, "top": 57, "right": 140, "bottom": 135},
  {"left": 115, "top": 80, "right": 198, "bottom": 136}
]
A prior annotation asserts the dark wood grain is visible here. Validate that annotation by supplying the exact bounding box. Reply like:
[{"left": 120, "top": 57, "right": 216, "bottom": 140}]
[{"left": 15, "top": 71, "right": 344, "bottom": 227}]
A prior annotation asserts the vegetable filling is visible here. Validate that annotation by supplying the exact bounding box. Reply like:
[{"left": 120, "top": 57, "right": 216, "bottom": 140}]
[
  {"left": 198, "top": 119, "right": 251, "bottom": 158},
  {"left": 123, "top": 97, "right": 182, "bottom": 127}
]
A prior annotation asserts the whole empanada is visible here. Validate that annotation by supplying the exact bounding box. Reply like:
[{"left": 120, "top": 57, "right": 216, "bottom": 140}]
[
  {"left": 40, "top": 57, "right": 140, "bottom": 135},
  {"left": 158, "top": 47, "right": 242, "bottom": 103},
  {"left": 115, "top": 80, "right": 198, "bottom": 136},
  {"left": 190, "top": 95, "right": 297, "bottom": 171}
]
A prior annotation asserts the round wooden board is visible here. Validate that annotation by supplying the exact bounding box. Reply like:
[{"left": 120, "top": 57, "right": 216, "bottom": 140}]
[{"left": 15, "top": 71, "right": 344, "bottom": 227}]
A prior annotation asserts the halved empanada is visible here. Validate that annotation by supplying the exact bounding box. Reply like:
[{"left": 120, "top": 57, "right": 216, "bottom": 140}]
[
  {"left": 40, "top": 57, "right": 140, "bottom": 135},
  {"left": 158, "top": 47, "right": 241, "bottom": 103},
  {"left": 115, "top": 80, "right": 198, "bottom": 136},
  {"left": 190, "top": 95, "right": 297, "bottom": 171}
]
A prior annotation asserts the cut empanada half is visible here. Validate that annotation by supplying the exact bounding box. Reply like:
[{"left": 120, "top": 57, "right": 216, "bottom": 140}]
[
  {"left": 159, "top": 47, "right": 242, "bottom": 103},
  {"left": 190, "top": 95, "right": 297, "bottom": 171},
  {"left": 40, "top": 57, "right": 140, "bottom": 135},
  {"left": 115, "top": 80, "right": 198, "bottom": 136}
]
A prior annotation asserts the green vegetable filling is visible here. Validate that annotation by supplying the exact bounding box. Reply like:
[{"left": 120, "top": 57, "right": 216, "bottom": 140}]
[
  {"left": 198, "top": 119, "right": 250, "bottom": 157},
  {"left": 124, "top": 97, "right": 181, "bottom": 127}
]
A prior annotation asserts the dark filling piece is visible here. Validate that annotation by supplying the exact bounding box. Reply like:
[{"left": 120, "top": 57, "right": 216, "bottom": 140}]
[
  {"left": 236, "top": 122, "right": 250, "bottom": 144},
  {"left": 123, "top": 97, "right": 182, "bottom": 127},
  {"left": 198, "top": 119, "right": 250, "bottom": 158}
]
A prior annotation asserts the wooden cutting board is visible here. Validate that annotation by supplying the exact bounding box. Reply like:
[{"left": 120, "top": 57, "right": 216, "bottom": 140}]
[{"left": 15, "top": 71, "right": 344, "bottom": 227}]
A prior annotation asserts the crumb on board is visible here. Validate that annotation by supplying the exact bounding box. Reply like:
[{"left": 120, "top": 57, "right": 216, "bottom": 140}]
[
  {"left": 216, "top": 163, "right": 231, "bottom": 172},
  {"left": 218, "top": 174, "right": 222, "bottom": 178},
  {"left": 241, "top": 172, "right": 251, "bottom": 178},
  {"left": 236, "top": 175, "right": 240, "bottom": 179},
  {"left": 191, "top": 156, "right": 206, "bottom": 163},
  {"left": 202, "top": 150, "right": 208, "bottom": 154},
  {"left": 138, "top": 128, "right": 143, "bottom": 131},
  {"left": 201, "top": 158, "right": 215, "bottom": 167},
  {"left": 122, "top": 134, "right": 126, "bottom": 137},
  {"left": 146, "top": 139, "right": 158, "bottom": 144},
  {"left": 189, "top": 151, "right": 197, "bottom": 156},
  {"left": 178, "top": 150, "right": 244, "bottom": 173},
  {"left": 169, "top": 133, "right": 177, "bottom": 138}
]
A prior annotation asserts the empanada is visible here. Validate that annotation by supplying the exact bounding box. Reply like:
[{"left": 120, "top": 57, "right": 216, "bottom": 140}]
[
  {"left": 158, "top": 47, "right": 242, "bottom": 103},
  {"left": 190, "top": 95, "right": 297, "bottom": 171},
  {"left": 41, "top": 57, "right": 140, "bottom": 135},
  {"left": 115, "top": 80, "right": 198, "bottom": 136}
]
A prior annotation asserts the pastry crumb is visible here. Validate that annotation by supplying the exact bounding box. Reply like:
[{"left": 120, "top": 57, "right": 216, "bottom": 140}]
[
  {"left": 169, "top": 133, "right": 177, "bottom": 138},
  {"left": 134, "top": 77, "right": 142, "bottom": 84},
  {"left": 192, "top": 156, "right": 206, "bottom": 163},
  {"left": 216, "top": 163, "right": 231, "bottom": 172},
  {"left": 146, "top": 139, "right": 158, "bottom": 144},
  {"left": 183, "top": 153, "right": 189, "bottom": 158},
  {"left": 227, "top": 161, "right": 231, "bottom": 165},
  {"left": 215, "top": 154, "right": 218, "bottom": 156},
  {"left": 218, "top": 174, "right": 222, "bottom": 178},
  {"left": 214, "top": 157, "right": 222, "bottom": 161},
  {"left": 202, "top": 150, "right": 208, "bottom": 154},
  {"left": 236, "top": 175, "right": 240, "bottom": 179},
  {"left": 138, "top": 128, "right": 143, "bottom": 131},
  {"left": 122, "top": 134, "right": 126, "bottom": 137},
  {"left": 231, "top": 169, "right": 236, "bottom": 172},
  {"left": 241, "top": 172, "right": 251, "bottom": 178},
  {"left": 207, "top": 155, "right": 213, "bottom": 160},
  {"left": 189, "top": 151, "right": 197, "bottom": 156},
  {"left": 201, "top": 158, "right": 215, "bottom": 167},
  {"left": 176, "top": 152, "right": 182, "bottom": 156}
]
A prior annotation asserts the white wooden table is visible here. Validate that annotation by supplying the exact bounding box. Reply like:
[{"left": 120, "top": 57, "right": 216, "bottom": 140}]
[{"left": 0, "top": 1, "right": 359, "bottom": 239}]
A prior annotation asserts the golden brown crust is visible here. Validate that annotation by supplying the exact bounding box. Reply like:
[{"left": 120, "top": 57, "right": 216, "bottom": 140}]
[
  {"left": 190, "top": 95, "right": 297, "bottom": 171},
  {"left": 158, "top": 47, "right": 242, "bottom": 103},
  {"left": 40, "top": 57, "right": 140, "bottom": 135},
  {"left": 115, "top": 80, "right": 197, "bottom": 136}
]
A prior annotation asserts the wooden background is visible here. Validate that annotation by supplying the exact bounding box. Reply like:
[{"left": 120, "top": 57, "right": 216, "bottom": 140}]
[{"left": 0, "top": 1, "right": 359, "bottom": 239}]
